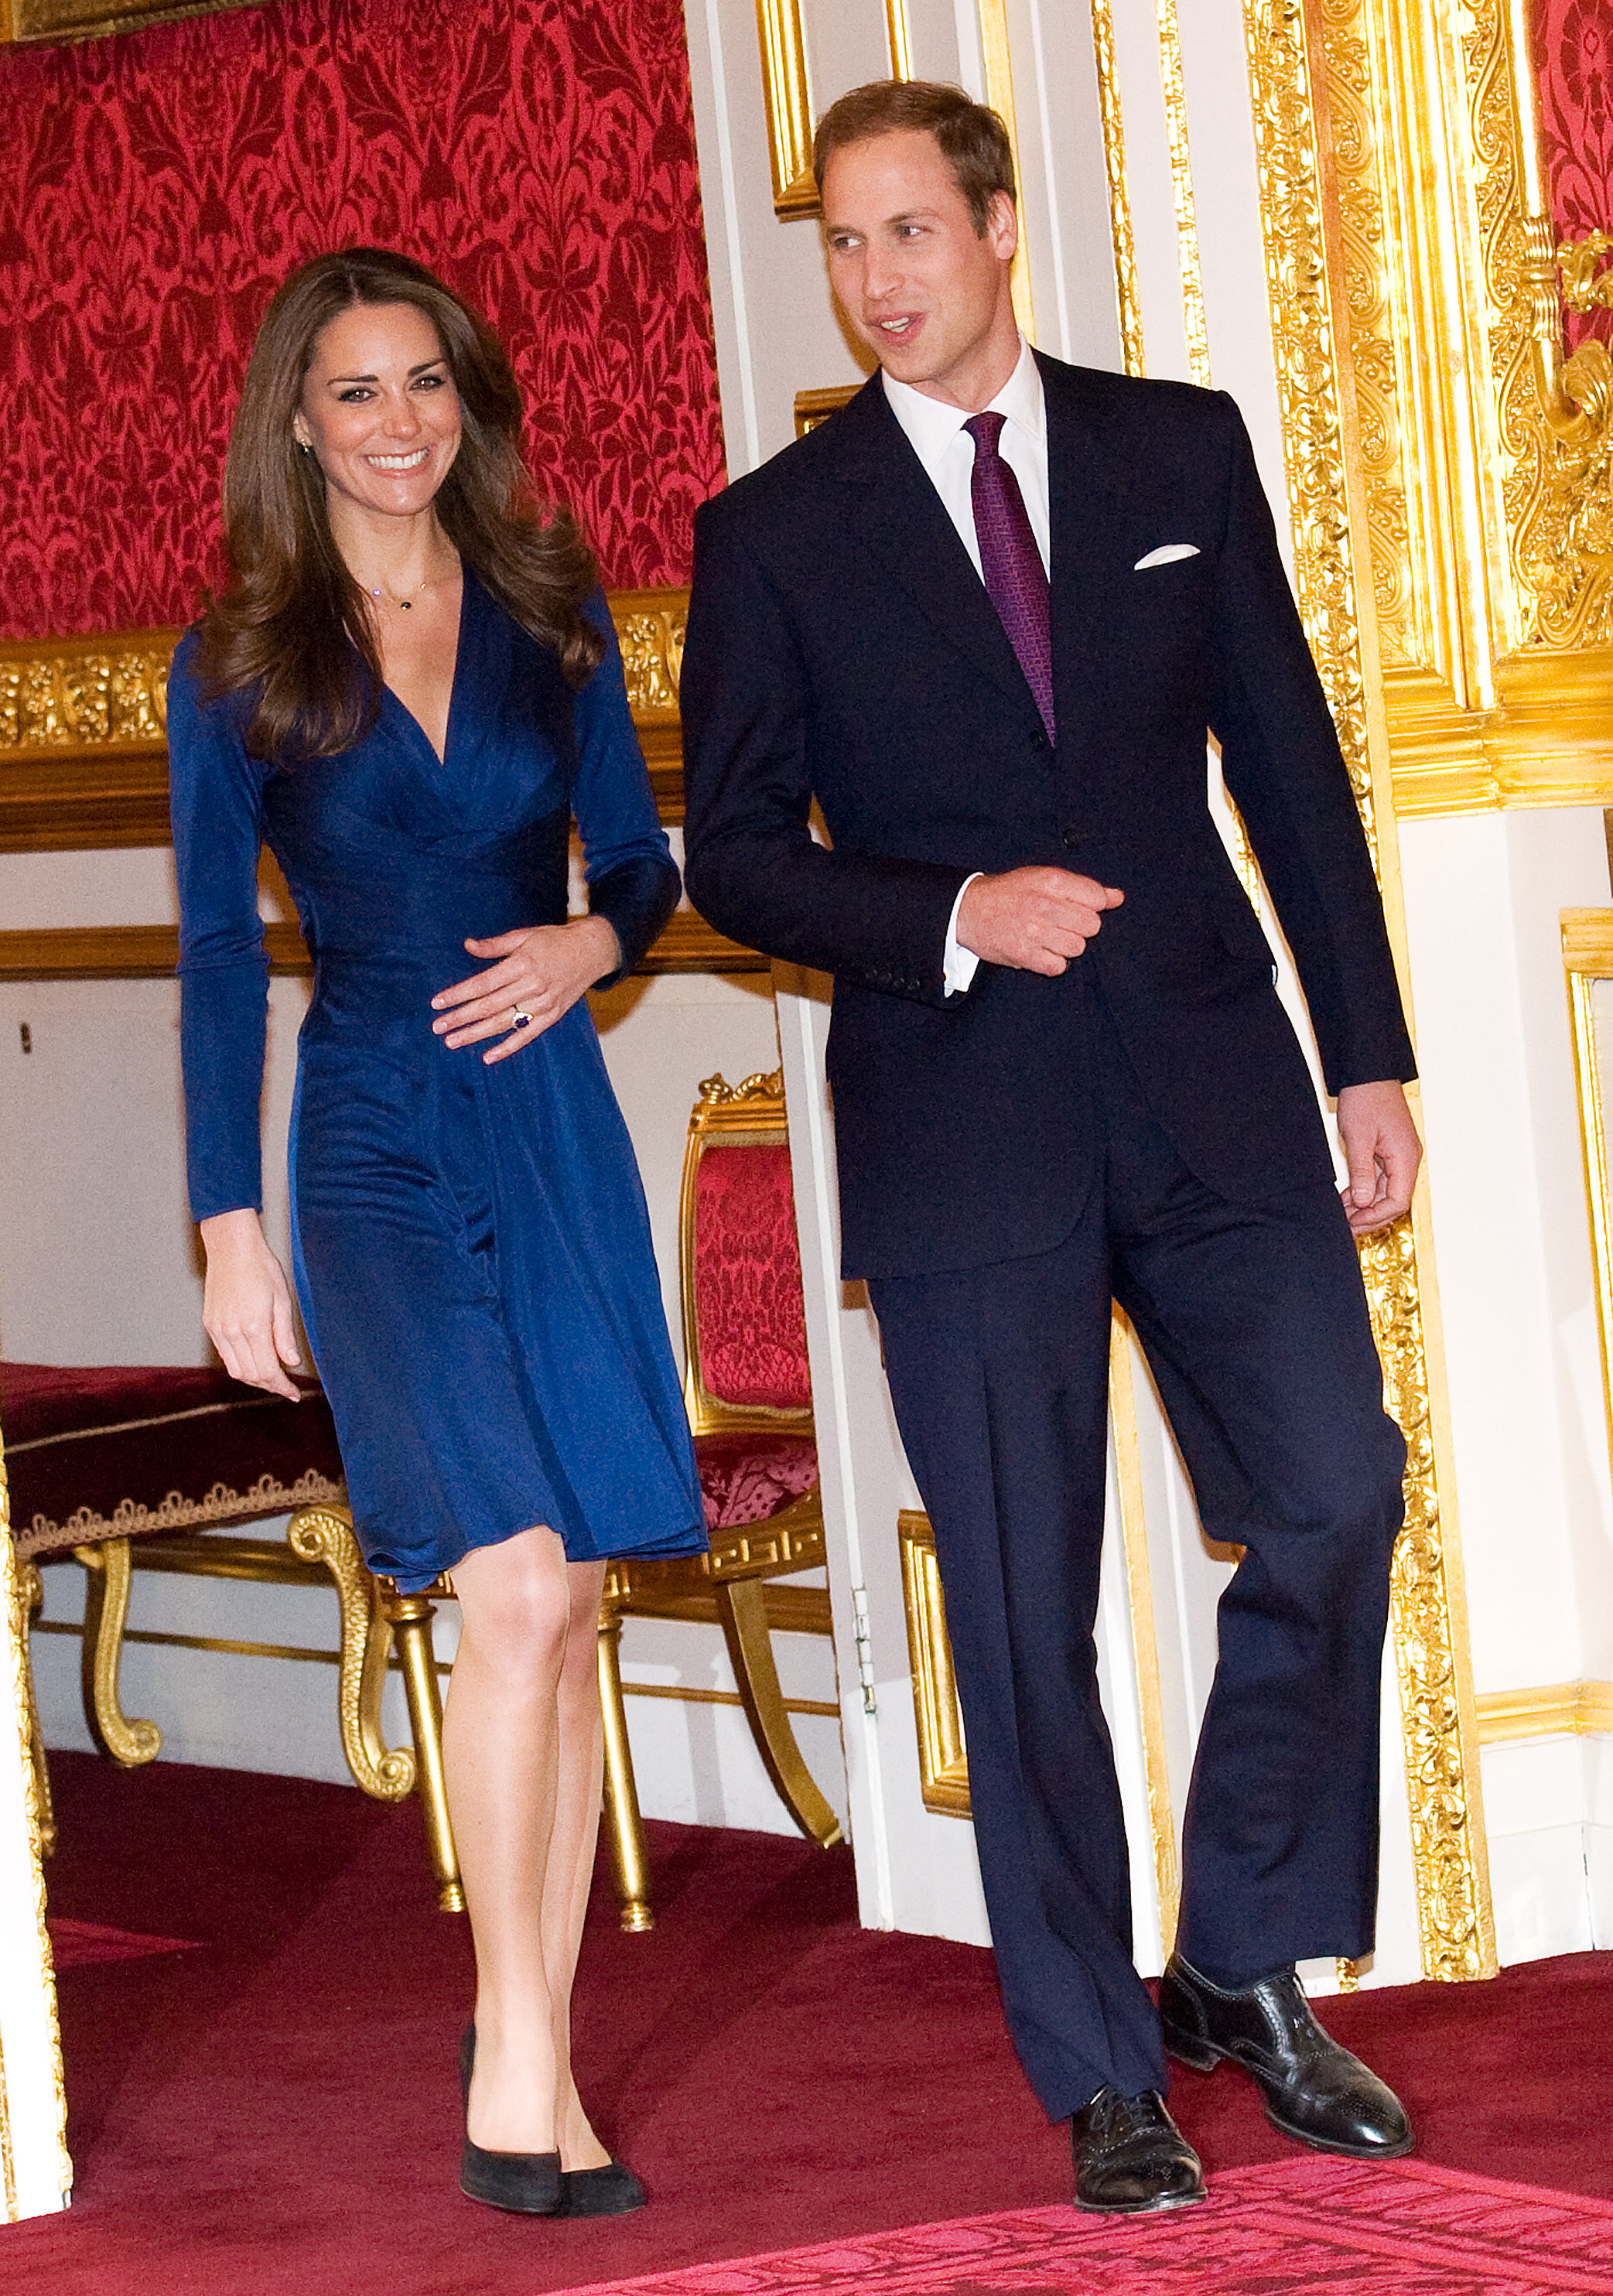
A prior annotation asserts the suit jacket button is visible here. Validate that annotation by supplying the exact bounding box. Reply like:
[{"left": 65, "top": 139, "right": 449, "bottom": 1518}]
[
  {"left": 1061, "top": 825, "right": 1083, "bottom": 849},
  {"left": 1030, "top": 729, "right": 1049, "bottom": 753}
]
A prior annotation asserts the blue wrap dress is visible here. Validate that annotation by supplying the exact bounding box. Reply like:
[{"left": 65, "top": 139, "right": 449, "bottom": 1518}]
[{"left": 168, "top": 573, "right": 707, "bottom": 1591}]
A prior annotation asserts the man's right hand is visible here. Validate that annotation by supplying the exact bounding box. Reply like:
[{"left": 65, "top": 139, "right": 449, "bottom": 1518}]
[{"left": 956, "top": 867, "right": 1126, "bottom": 975}]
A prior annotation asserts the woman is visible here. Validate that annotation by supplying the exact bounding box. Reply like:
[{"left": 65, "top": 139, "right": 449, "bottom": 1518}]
[{"left": 168, "top": 248, "right": 706, "bottom": 2218}]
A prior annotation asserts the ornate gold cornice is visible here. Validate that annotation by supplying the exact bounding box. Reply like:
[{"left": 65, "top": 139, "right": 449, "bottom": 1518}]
[
  {"left": 1244, "top": 0, "right": 1495, "bottom": 1984},
  {"left": 0, "top": 588, "right": 691, "bottom": 852}
]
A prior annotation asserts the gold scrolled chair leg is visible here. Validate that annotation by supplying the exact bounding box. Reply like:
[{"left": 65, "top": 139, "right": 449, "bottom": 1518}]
[
  {"left": 287, "top": 1505, "right": 415, "bottom": 1803},
  {"left": 15, "top": 1559, "right": 56, "bottom": 1857},
  {"left": 73, "top": 1539, "right": 161, "bottom": 1767},
  {"left": 596, "top": 1594, "right": 653, "bottom": 1932},
  {"left": 716, "top": 1577, "right": 843, "bottom": 1847},
  {"left": 378, "top": 1580, "right": 463, "bottom": 1915}
]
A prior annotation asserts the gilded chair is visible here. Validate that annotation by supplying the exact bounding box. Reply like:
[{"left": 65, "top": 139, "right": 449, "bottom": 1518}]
[{"left": 603, "top": 1069, "right": 842, "bottom": 1850}]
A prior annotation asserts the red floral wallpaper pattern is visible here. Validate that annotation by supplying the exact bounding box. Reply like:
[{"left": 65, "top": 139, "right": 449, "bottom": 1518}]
[
  {"left": 1533, "top": 0, "right": 1613, "bottom": 353},
  {"left": 693, "top": 1145, "right": 813, "bottom": 1415},
  {"left": 1, "top": 0, "right": 726, "bottom": 641}
]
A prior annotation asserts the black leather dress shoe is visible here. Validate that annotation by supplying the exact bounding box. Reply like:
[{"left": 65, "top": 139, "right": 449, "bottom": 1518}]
[
  {"left": 1071, "top": 2087, "right": 1206, "bottom": 2214},
  {"left": 1158, "top": 1953, "right": 1413, "bottom": 2158}
]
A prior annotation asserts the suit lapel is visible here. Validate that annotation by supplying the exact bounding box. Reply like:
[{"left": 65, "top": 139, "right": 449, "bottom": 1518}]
[
  {"left": 828, "top": 378, "right": 1041, "bottom": 723},
  {"left": 1040, "top": 354, "right": 1130, "bottom": 759}
]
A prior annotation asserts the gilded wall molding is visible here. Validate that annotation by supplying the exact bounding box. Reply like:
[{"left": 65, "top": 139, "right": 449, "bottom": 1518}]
[
  {"left": 1562, "top": 906, "right": 1613, "bottom": 1502},
  {"left": 1244, "top": 0, "right": 1495, "bottom": 1984},
  {"left": 1475, "top": 1677, "right": 1613, "bottom": 1744},
  {"left": 897, "top": 1513, "right": 972, "bottom": 1819},
  {"left": 0, "top": 911, "right": 765, "bottom": 982},
  {"left": 2, "top": 0, "right": 254, "bottom": 41},
  {"left": 0, "top": 1440, "right": 72, "bottom": 2213},
  {"left": 884, "top": 0, "right": 912, "bottom": 80},
  {"left": 1088, "top": 0, "right": 1147, "bottom": 378},
  {"left": 1156, "top": 0, "right": 1211, "bottom": 388},
  {"left": 755, "top": 0, "right": 818, "bottom": 218},
  {"left": 976, "top": 0, "right": 1035, "bottom": 343},
  {"left": 0, "top": 589, "right": 692, "bottom": 852}
]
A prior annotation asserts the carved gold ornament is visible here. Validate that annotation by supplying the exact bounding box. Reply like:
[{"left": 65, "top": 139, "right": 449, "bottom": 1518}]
[
  {"left": 1313, "top": 0, "right": 1613, "bottom": 814},
  {"left": 1242, "top": 0, "right": 1494, "bottom": 1984}
]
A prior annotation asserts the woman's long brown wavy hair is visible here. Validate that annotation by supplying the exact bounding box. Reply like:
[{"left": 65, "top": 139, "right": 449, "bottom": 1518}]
[{"left": 193, "top": 248, "right": 605, "bottom": 760}]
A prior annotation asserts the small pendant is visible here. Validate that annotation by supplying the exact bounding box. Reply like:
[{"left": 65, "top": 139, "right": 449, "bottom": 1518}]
[{"left": 400, "top": 599, "right": 412, "bottom": 610}]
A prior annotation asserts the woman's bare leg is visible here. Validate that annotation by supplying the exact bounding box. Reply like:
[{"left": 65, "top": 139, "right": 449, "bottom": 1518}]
[
  {"left": 546, "top": 1560, "right": 610, "bottom": 2169},
  {"left": 444, "top": 1527, "right": 609, "bottom": 2162}
]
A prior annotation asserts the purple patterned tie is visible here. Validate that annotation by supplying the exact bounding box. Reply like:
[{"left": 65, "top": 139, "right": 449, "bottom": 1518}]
[{"left": 964, "top": 410, "right": 1054, "bottom": 743}]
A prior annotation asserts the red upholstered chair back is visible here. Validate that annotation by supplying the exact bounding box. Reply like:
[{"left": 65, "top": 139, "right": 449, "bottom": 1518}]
[{"left": 680, "top": 1071, "right": 814, "bottom": 1436}]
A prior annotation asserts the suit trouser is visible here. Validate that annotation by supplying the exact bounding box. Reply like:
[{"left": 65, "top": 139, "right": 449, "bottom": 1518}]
[{"left": 866, "top": 996, "right": 1406, "bottom": 2123}]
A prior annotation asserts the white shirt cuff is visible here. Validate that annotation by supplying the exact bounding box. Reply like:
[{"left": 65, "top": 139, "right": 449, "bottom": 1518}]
[{"left": 943, "top": 873, "right": 984, "bottom": 997}]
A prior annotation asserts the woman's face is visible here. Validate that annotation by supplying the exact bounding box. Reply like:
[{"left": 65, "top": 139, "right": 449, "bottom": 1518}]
[{"left": 292, "top": 300, "right": 463, "bottom": 524}]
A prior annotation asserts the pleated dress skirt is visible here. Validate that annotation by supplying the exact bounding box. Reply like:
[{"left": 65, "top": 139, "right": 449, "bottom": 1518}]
[{"left": 288, "top": 946, "right": 706, "bottom": 1592}]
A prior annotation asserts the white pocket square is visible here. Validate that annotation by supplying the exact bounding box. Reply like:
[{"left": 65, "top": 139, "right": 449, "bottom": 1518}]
[{"left": 1133, "top": 543, "right": 1200, "bottom": 569}]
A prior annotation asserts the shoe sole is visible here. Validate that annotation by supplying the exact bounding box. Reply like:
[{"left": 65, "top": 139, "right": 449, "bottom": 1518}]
[
  {"left": 1074, "top": 2185, "right": 1208, "bottom": 2216},
  {"left": 1164, "top": 2026, "right": 1415, "bottom": 2161},
  {"left": 459, "top": 2178, "right": 563, "bottom": 2215}
]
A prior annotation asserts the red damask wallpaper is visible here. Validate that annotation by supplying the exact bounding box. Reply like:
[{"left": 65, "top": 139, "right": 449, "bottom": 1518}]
[
  {"left": 1533, "top": 0, "right": 1613, "bottom": 353},
  {"left": 1, "top": 0, "right": 726, "bottom": 641}
]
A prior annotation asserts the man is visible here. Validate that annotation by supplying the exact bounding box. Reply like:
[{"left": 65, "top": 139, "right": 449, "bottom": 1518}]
[{"left": 681, "top": 80, "right": 1421, "bottom": 2214}]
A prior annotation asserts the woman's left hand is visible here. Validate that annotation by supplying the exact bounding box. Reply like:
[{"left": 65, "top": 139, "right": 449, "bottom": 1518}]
[{"left": 431, "top": 915, "right": 621, "bottom": 1063}]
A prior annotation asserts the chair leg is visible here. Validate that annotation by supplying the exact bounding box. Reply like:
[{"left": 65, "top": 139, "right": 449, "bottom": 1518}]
[
  {"left": 716, "top": 1578, "right": 844, "bottom": 1847},
  {"left": 14, "top": 1559, "right": 56, "bottom": 1857},
  {"left": 287, "top": 1506, "right": 415, "bottom": 1804},
  {"left": 596, "top": 1596, "right": 654, "bottom": 1932},
  {"left": 73, "top": 1539, "right": 161, "bottom": 1768},
  {"left": 380, "top": 1585, "right": 465, "bottom": 1916}
]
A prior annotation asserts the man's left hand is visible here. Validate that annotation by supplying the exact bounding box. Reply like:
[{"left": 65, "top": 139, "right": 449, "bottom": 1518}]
[{"left": 1335, "top": 1080, "right": 1422, "bottom": 1235}]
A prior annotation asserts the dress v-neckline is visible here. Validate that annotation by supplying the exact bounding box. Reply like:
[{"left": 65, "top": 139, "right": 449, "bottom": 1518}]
[{"left": 381, "top": 573, "right": 469, "bottom": 768}]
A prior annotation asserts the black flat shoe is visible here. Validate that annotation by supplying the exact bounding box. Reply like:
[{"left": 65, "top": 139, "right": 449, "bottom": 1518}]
[
  {"left": 460, "top": 2137, "right": 563, "bottom": 2215},
  {"left": 558, "top": 2161, "right": 647, "bottom": 2217},
  {"left": 1158, "top": 1953, "right": 1413, "bottom": 2158},
  {"left": 1071, "top": 2087, "right": 1206, "bottom": 2214},
  {"left": 461, "top": 2025, "right": 644, "bottom": 2213}
]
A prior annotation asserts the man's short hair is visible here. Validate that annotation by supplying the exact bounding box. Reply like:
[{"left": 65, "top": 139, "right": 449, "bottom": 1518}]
[{"left": 812, "top": 80, "right": 1016, "bottom": 234}]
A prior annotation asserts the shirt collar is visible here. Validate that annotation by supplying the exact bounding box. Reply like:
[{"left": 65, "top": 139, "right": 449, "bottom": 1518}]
[{"left": 881, "top": 335, "right": 1045, "bottom": 477}]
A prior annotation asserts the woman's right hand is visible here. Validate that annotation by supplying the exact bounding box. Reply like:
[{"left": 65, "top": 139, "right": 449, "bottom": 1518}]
[{"left": 200, "top": 1209, "right": 304, "bottom": 1399}]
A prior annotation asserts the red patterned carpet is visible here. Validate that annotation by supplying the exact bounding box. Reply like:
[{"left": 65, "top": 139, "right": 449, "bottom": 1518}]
[
  {"left": 567, "top": 2161, "right": 1613, "bottom": 2295},
  {"left": 8, "top": 1752, "right": 1613, "bottom": 2295}
]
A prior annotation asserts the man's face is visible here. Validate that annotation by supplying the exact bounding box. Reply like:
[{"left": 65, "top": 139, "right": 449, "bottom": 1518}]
[{"left": 822, "top": 129, "right": 1018, "bottom": 408}]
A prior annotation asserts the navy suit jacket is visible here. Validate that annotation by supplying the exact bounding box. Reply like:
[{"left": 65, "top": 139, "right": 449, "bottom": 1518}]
[{"left": 681, "top": 355, "right": 1415, "bottom": 1279}]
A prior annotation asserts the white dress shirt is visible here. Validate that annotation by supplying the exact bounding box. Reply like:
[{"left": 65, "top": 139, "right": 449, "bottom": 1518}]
[{"left": 881, "top": 337, "right": 1050, "bottom": 996}]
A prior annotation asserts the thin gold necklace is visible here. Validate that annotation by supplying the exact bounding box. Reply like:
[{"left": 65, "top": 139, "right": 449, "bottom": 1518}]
[{"left": 367, "top": 572, "right": 435, "bottom": 613}]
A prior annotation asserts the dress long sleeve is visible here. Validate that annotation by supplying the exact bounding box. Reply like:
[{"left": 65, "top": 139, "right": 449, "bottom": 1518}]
[
  {"left": 571, "top": 592, "right": 681, "bottom": 982},
  {"left": 167, "top": 633, "right": 272, "bottom": 1221}
]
